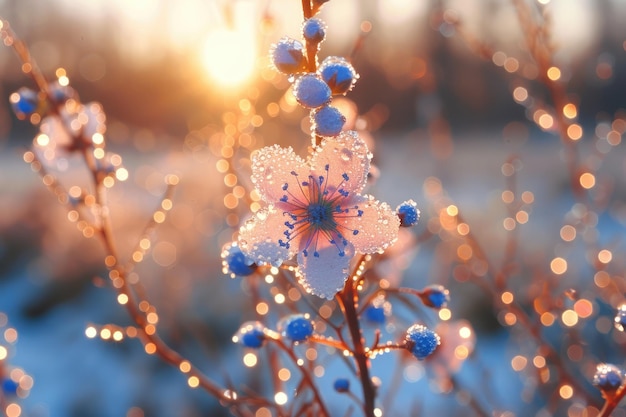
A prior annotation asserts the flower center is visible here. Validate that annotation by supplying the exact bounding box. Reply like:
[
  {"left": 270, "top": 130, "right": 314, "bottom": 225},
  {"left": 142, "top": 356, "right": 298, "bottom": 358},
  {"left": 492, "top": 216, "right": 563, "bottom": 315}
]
[
  {"left": 306, "top": 202, "right": 336, "bottom": 230},
  {"left": 277, "top": 164, "right": 362, "bottom": 257}
]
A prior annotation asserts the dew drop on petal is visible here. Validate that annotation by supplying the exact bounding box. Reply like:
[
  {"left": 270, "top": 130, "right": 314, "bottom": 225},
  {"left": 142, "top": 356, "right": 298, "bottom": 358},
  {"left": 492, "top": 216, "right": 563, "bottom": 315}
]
[{"left": 340, "top": 148, "right": 353, "bottom": 161}]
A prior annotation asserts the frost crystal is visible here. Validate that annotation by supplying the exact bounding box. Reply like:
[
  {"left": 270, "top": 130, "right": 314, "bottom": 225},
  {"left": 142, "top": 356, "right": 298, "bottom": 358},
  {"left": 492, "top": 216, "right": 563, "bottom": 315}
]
[{"left": 238, "top": 131, "right": 399, "bottom": 299}]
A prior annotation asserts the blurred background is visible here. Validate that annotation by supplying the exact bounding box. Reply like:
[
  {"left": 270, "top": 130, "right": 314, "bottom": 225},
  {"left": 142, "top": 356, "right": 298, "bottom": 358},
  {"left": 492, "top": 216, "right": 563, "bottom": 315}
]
[{"left": 1, "top": 0, "right": 626, "bottom": 416}]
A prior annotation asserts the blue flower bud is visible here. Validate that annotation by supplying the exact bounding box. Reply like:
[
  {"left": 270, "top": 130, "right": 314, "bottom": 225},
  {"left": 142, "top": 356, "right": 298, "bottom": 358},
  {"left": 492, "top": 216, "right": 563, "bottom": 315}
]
[
  {"left": 302, "top": 18, "right": 326, "bottom": 44},
  {"left": 420, "top": 285, "right": 449, "bottom": 309},
  {"left": 270, "top": 37, "right": 306, "bottom": 74},
  {"left": 333, "top": 378, "right": 350, "bottom": 393},
  {"left": 293, "top": 74, "right": 331, "bottom": 108},
  {"left": 222, "top": 242, "right": 257, "bottom": 278},
  {"left": 10, "top": 87, "right": 38, "bottom": 117},
  {"left": 234, "top": 321, "right": 267, "bottom": 349},
  {"left": 593, "top": 363, "right": 624, "bottom": 396},
  {"left": 319, "top": 56, "right": 358, "bottom": 95},
  {"left": 279, "top": 314, "right": 314, "bottom": 342},
  {"left": 1, "top": 378, "right": 19, "bottom": 396},
  {"left": 364, "top": 304, "right": 387, "bottom": 324},
  {"left": 311, "top": 105, "right": 345, "bottom": 137},
  {"left": 396, "top": 200, "right": 420, "bottom": 227},
  {"left": 405, "top": 324, "right": 440, "bottom": 360},
  {"left": 48, "top": 81, "right": 77, "bottom": 104}
]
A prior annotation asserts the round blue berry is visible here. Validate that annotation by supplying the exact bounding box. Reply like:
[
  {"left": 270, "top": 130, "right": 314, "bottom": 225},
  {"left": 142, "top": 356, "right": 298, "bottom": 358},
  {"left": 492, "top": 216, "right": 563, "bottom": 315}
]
[
  {"left": 420, "top": 285, "right": 449, "bottom": 309},
  {"left": 2, "top": 378, "right": 19, "bottom": 395},
  {"left": 593, "top": 363, "right": 624, "bottom": 394},
  {"left": 302, "top": 18, "right": 326, "bottom": 44},
  {"left": 333, "top": 378, "right": 350, "bottom": 393},
  {"left": 364, "top": 304, "right": 387, "bottom": 324},
  {"left": 270, "top": 37, "right": 306, "bottom": 74},
  {"left": 405, "top": 324, "right": 440, "bottom": 360},
  {"left": 319, "top": 57, "right": 358, "bottom": 95},
  {"left": 234, "top": 321, "right": 266, "bottom": 349},
  {"left": 11, "top": 88, "right": 38, "bottom": 117},
  {"left": 279, "top": 314, "right": 314, "bottom": 342},
  {"left": 293, "top": 74, "right": 331, "bottom": 109},
  {"left": 222, "top": 242, "right": 256, "bottom": 277},
  {"left": 312, "top": 105, "right": 345, "bottom": 137},
  {"left": 48, "top": 81, "right": 77, "bottom": 104},
  {"left": 396, "top": 200, "right": 420, "bottom": 227}
]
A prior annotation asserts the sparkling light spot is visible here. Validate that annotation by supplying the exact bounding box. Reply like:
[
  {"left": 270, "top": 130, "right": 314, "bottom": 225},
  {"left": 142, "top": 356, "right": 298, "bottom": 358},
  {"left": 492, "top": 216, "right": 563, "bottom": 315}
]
[
  {"left": 560, "top": 225, "right": 576, "bottom": 242},
  {"left": 598, "top": 249, "right": 612, "bottom": 264},
  {"left": 274, "top": 392, "right": 288, "bottom": 405},
  {"left": 547, "top": 66, "right": 561, "bottom": 81},
  {"left": 579, "top": 172, "right": 595, "bottom": 189},
  {"left": 550, "top": 257, "right": 567, "bottom": 275},
  {"left": 562, "top": 309, "right": 578, "bottom": 327},
  {"left": 243, "top": 352, "right": 258, "bottom": 367},
  {"left": 511, "top": 355, "right": 528, "bottom": 371}
]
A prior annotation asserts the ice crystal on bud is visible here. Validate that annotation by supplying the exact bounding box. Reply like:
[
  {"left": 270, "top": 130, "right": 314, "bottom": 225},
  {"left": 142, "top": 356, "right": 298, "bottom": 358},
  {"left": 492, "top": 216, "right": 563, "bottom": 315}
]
[
  {"left": 593, "top": 363, "right": 624, "bottom": 397},
  {"left": 396, "top": 200, "right": 420, "bottom": 227},
  {"left": 293, "top": 73, "right": 331, "bottom": 109},
  {"left": 279, "top": 314, "right": 314, "bottom": 342},
  {"left": 312, "top": 105, "right": 345, "bottom": 137},
  {"left": 238, "top": 131, "right": 399, "bottom": 299},
  {"left": 405, "top": 324, "right": 440, "bottom": 360},
  {"left": 319, "top": 56, "right": 358, "bottom": 95},
  {"left": 302, "top": 18, "right": 326, "bottom": 44},
  {"left": 420, "top": 285, "right": 449, "bottom": 309},
  {"left": 233, "top": 322, "right": 267, "bottom": 349},
  {"left": 221, "top": 242, "right": 257, "bottom": 278},
  {"left": 270, "top": 37, "right": 306, "bottom": 74},
  {"left": 10, "top": 87, "right": 38, "bottom": 118}
]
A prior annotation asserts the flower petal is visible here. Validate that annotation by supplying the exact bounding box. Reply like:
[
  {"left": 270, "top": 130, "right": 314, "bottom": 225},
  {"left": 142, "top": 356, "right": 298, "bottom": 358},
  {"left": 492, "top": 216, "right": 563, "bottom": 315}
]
[
  {"left": 297, "top": 236, "right": 354, "bottom": 299},
  {"left": 251, "top": 144, "right": 307, "bottom": 204},
  {"left": 310, "top": 131, "right": 370, "bottom": 196},
  {"left": 238, "top": 206, "right": 299, "bottom": 266},
  {"left": 341, "top": 195, "right": 399, "bottom": 254}
]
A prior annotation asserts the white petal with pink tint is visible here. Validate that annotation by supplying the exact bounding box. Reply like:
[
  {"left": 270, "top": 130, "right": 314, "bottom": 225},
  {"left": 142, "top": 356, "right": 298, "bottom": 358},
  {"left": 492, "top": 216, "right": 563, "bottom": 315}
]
[
  {"left": 251, "top": 145, "right": 307, "bottom": 204},
  {"left": 310, "top": 131, "right": 370, "bottom": 195},
  {"left": 238, "top": 206, "right": 298, "bottom": 267},
  {"left": 344, "top": 195, "right": 399, "bottom": 254},
  {"left": 297, "top": 238, "right": 354, "bottom": 299}
]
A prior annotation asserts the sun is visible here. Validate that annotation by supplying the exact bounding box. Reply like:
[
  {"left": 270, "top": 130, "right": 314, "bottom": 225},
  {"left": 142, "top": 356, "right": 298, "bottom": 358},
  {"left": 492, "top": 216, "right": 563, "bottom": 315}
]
[{"left": 201, "top": 29, "right": 257, "bottom": 88}]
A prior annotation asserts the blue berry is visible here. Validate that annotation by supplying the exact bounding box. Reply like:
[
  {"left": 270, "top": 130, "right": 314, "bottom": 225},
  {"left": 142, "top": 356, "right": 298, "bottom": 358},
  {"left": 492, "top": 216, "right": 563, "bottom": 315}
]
[
  {"left": 234, "top": 322, "right": 266, "bottom": 349},
  {"left": 293, "top": 74, "right": 331, "bottom": 109},
  {"left": 279, "top": 314, "right": 314, "bottom": 342},
  {"left": 333, "top": 378, "right": 350, "bottom": 393},
  {"left": 48, "top": 81, "right": 77, "bottom": 104},
  {"left": 302, "top": 18, "right": 326, "bottom": 44},
  {"left": 10, "top": 87, "right": 38, "bottom": 117},
  {"left": 420, "top": 285, "right": 449, "bottom": 309},
  {"left": 270, "top": 37, "right": 306, "bottom": 74},
  {"left": 2, "top": 378, "right": 19, "bottom": 395},
  {"left": 396, "top": 200, "right": 420, "bottom": 227},
  {"left": 311, "top": 105, "right": 345, "bottom": 137},
  {"left": 364, "top": 304, "right": 387, "bottom": 324},
  {"left": 593, "top": 363, "right": 624, "bottom": 395},
  {"left": 319, "top": 57, "right": 358, "bottom": 95},
  {"left": 222, "top": 242, "right": 257, "bottom": 278},
  {"left": 405, "top": 324, "right": 440, "bottom": 360}
]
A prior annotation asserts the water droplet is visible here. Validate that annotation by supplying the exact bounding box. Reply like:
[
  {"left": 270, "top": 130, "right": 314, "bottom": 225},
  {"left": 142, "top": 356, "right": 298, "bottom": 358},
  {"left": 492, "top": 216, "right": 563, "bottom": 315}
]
[{"left": 340, "top": 148, "right": 353, "bottom": 161}]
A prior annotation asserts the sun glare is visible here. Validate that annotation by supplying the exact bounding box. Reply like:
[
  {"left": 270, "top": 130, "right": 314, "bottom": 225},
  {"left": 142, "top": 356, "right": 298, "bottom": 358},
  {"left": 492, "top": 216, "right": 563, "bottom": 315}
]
[{"left": 202, "top": 29, "right": 257, "bottom": 88}]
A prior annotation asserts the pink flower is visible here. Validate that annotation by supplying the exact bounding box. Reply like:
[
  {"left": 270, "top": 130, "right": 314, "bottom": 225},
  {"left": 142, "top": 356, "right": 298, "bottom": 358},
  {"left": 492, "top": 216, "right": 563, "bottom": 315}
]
[{"left": 238, "top": 131, "right": 399, "bottom": 299}]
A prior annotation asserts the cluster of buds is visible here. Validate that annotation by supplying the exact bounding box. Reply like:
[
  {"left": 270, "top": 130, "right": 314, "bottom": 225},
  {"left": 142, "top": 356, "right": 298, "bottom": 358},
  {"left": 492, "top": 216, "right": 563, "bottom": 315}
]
[{"left": 270, "top": 11, "right": 358, "bottom": 137}]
